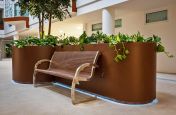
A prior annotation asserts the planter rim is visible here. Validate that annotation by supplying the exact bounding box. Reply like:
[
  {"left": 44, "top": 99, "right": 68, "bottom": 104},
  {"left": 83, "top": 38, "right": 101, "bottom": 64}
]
[
  {"left": 57, "top": 42, "right": 156, "bottom": 47},
  {"left": 13, "top": 46, "right": 55, "bottom": 48},
  {"left": 13, "top": 42, "right": 156, "bottom": 49}
]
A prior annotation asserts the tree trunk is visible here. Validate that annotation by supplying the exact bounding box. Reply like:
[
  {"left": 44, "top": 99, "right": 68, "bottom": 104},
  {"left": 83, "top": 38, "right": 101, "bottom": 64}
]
[
  {"left": 38, "top": 14, "right": 42, "bottom": 38},
  {"left": 41, "top": 13, "right": 44, "bottom": 39},
  {"left": 48, "top": 13, "right": 52, "bottom": 35}
]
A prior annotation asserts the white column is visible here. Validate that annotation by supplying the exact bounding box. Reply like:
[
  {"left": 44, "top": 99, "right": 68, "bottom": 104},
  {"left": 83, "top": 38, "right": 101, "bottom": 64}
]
[
  {"left": 13, "top": 34, "right": 19, "bottom": 40},
  {"left": 102, "top": 9, "right": 114, "bottom": 35}
]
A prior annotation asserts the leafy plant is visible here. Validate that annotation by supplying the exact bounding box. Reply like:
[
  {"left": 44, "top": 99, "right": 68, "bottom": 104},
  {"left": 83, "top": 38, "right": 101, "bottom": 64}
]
[
  {"left": 12, "top": 35, "right": 58, "bottom": 48},
  {"left": 5, "top": 44, "right": 12, "bottom": 57},
  {"left": 130, "top": 32, "right": 145, "bottom": 42},
  {"left": 107, "top": 32, "right": 173, "bottom": 62},
  {"left": 58, "top": 35, "right": 79, "bottom": 46},
  {"left": 91, "top": 31, "right": 109, "bottom": 43},
  {"left": 12, "top": 38, "right": 28, "bottom": 48},
  {"left": 108, "top": 35, "right": 129, "bottom": 62},
  {"left": 118, "top": 33, "right": 131, "bottom": 42},
  {"left": 79, "top": 31, "right": 88, "bottom": 51},
  {"left": 12, "top": 31, "right": 173, "bottom": 62},
  {"left": 68, "top": 36, "right": 79, "bottom": 45},
  {"left": 145, "top": 35, "right": 173, "bottom": 57}
]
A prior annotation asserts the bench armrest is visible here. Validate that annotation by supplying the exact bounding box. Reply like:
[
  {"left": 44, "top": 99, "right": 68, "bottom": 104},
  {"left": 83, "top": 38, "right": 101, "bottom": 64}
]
[
  {"left": 76, "top": 63, "right": 98, "bottom": 72},
  {"left": 73, "top": 63, "right": 93, "bottom": 84},
  {"left": 76, "top": 63, "right": 91, "bottom": 72},
  {"left": 34, "top": 59, "right": 51, "bottom": 70}
]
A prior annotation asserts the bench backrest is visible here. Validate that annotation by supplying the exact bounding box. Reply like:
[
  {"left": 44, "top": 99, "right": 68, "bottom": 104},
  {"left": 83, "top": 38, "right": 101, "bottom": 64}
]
[{"left": 49, "top": 51, "right": 100, "bottom": 78}]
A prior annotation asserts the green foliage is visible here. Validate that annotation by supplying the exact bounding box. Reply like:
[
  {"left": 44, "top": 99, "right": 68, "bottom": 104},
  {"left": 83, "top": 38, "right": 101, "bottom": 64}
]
[
  {"left": 58, "top": 31, "right": 173, "bottom": 61},
  {"left": 79, "top": 31, "right": 88, "bottom": 44},
  {"left": 117, "top": 32, "right": 145, "bottom": 42},
  {"left": 106, "top": 32, "right": 173, "bottom": 62},
  {"left": 18, "top": 0, "right": 71, "bottom": 20},
  {"left": 108, "top": 35, "right": 129, "bottom": 62},
  {"left": 18, "top": 0, "right": 71, "bottom": 37},
  {"left": 44, "top": 0, "right": 71, "bottom": 20},
  {"left": 79, "top": 31, "right": 88, "bottom": 51},
  {"left": 5, "top": 44, "right": 12, "bottom": 57},
  {"left": 118, "top": 33, "right": 131, "bottom": 42},
  {"left": 58, "top": 34, "right": 79, "bottom": 46},
  {"left": 91, "top": 31, "right": 109, "bottom": 43},
  {"left": 68, "top": 36, "right": 79, "bottom": 45},
  {"left": 18, "top": 0, "right": 43, "bottom": 17},
  {"left": 12, "top": 31, "right": 173, "bottom": 62},
  {"left": 12, "top": 35, "right": 58, "bottom": 48},
  {"left": 113, "top": 44, "right": 129, "bottom": 62},
  {"left": 130, "top": 32, "right": 145, "bottom": 42},
  {"left": 145, "top": 35, "right": 173, "bottom": 57}
]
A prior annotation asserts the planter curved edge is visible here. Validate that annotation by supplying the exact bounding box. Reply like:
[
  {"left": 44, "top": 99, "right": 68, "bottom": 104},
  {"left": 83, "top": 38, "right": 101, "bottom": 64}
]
[{"left": 12, "top": 46, "right": 55, "bottom": 84}]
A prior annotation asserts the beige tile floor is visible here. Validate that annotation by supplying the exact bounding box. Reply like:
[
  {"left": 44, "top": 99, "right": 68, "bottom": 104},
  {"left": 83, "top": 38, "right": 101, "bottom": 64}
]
[{"left": 0, "top": 59, "right": 176, "bottom": 115}]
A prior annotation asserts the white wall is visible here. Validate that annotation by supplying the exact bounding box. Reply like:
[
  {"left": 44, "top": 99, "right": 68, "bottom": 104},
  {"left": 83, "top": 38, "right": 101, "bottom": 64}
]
[
  {"left": 86, "top": 3, "right": 176, "bottom": 73},
  {"left": 47, "top": 22, "right": 83, "bottom": 38}
]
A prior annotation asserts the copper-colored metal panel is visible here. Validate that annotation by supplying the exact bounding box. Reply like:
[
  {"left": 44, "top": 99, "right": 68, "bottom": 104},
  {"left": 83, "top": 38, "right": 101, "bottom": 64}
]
[
  {"left": 12, "top": 46, "right": 55, "bottom": 84},
  {"left": 12, "top": 43, "right": 156, "bottom": 104}
]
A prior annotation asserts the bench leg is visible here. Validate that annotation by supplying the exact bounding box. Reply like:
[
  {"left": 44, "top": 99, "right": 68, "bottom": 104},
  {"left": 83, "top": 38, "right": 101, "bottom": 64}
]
[
  {"left": 33, "top": 71, "right": 37, "bottom": 87},
  {"left": 71, "top": 79, "right": 77, "bottom": 104},
  {"left": 71, "top": 79, "right": 97, "bottom": 105},
  {"left": 33, "top": 71, "right": 52, "bottom": 88}
]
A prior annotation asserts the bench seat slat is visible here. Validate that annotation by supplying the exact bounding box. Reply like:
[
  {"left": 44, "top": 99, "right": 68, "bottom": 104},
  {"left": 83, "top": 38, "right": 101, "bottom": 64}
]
[{"left": 35, "top": 68, "right": 90, "bottom": 80}]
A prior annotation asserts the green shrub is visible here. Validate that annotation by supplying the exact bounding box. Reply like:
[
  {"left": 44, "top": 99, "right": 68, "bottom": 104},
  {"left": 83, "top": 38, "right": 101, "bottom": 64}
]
[
  {"left": 12, "top": 35, "right": 58, "bottom": 48},
  {"left": 12, "top": 32, "right": 173, "bottom": 62}
]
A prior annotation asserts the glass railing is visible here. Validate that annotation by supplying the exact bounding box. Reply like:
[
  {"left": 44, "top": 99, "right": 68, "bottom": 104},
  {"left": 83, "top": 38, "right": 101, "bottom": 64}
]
[
  {"left": 4, "top": 1, "right": 29, "bottom": 17},
  {"left": 14, "top": 10, "right": 29, "bottom": 17}
]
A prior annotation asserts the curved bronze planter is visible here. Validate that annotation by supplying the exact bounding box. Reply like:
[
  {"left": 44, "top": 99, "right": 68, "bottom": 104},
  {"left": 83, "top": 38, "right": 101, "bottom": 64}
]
[
  {"left": 55, "top": 43, "right": 156, "bottom": 104},
  {"left": 12, "top": 43, "right": 156, "bottom": 104},
  {"left": 12, "top": 46, "right": 55, "bottom": 84}
]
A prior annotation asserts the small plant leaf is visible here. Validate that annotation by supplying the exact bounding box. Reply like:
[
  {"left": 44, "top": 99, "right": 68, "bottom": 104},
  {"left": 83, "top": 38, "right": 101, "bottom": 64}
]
[
  {"left": 157, "top": 44, "right": 165, "bottom": 52},
  {"left": 125, "top": 49, "right": 130, "bottom": 54}
]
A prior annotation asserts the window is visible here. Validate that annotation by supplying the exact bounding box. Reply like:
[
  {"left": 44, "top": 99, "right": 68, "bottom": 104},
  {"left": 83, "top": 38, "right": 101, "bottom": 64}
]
[
  {"left": 14, "top": 3, "right": 20, "bottom": 16},
  {"left": 115, "top": 19, "right": 122, "bottom": 28},
  {"left": 92, "top": 23, "right": 102, "bottom": 31},
  {"left": 14, "top": 3, "right": 29, "bottom": 17},
  {"left": 146, "top": 10, "right": 168, "bottom": 23}
]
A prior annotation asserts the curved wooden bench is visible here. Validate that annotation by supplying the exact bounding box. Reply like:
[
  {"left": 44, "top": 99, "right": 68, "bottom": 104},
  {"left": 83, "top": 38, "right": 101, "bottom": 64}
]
[{"left": 33, "top": 51, "right": 100, "bottom": 104}]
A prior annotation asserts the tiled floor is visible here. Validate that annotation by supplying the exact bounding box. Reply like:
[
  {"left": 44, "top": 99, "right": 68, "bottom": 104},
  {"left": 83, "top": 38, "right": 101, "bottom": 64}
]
[{"left": 0, "top": 59, "right": 176, "bottom": 115}]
